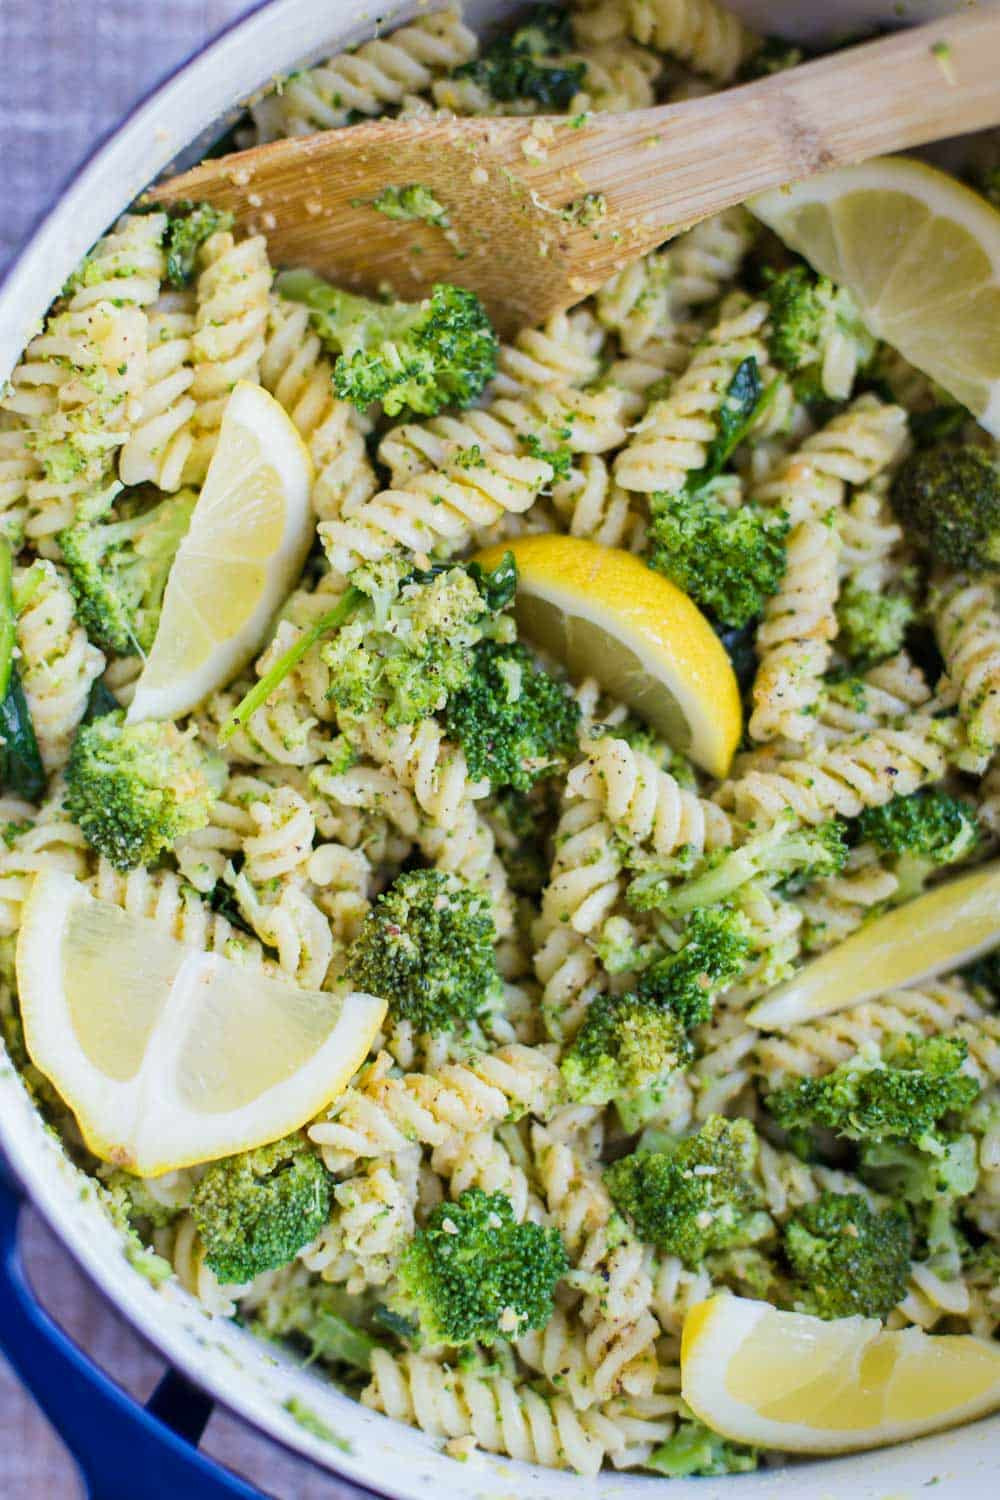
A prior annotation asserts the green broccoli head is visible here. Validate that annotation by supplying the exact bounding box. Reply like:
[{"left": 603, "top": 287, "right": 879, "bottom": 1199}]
[
  {"left": 635, "top": 906, "right": 752, "bottom": 1029},
  {"left": 858, "top": 790, "right": 980, "bottom": 900},
  {"left": 768, "top": 1034, "right": 981, "bottom": 1149},
  {"left": 164, "top": 202, "right": 235, "bottom": 287},
  {"left": 646, "top": 488, "right": 789, "bottom": 629},
  {"left": 763, "top": 265, "right": 875, "bottom": 395},
  {"left": 345, "top": 869, "right": 500, "bottom": 1032},
  {"left": 451, "top": 5, "right": 586, "bottom": 109},
  {"left": 649, "top": 1416, "right": 758, "bottom": 1477},
  {"left": 630, "top": 813, "right": 848, "bottom": 917},
  {"left": 191, "top": 1136, "right": 333, "bottom": 1284},
  {"left": 394, "top": 1187, "right": 567, "bottom": 1345},
  {"left": 604, "top": 1117, "right": 766, "bottom": 1267},
  {"left": 783, "top": 1191, "right": 913, "bottom": 1320},
  {"left": 891, "top": 443, "right": 1000, "bottom": 571},
  {"left": 65, "top": 711, "right": 222, "bottom": 869},
  {"left": 561, "top": 992, "right": 690, "bottom": 1106},
  {"left": 443, "top": 640, "right": 580, "bottom": 791},
  {"left": 836, "top": 580, "right": 916, "bottom": 668},
  {"left": 277, "top": 269, "right": 498, "bottom": 416},
  {"left": 860, "top": 1130, "right": 978, "bottom": 1274},
  {"left": 59, "top": 490, "right": 195, "bottom": 654},
  {"left": 324, "top": 555, "right": 513, "bottom": 726}
]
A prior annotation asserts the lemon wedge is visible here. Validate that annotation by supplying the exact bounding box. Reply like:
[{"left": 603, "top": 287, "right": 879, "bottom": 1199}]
[
  {"left": 16, "top": 869, "right": 385, "bottom": 1176},
  {"left": 748, "top": 859, "right": 1000, "bottom": 1032},
  {"left": 752, "top": 156, "right": 1000, "bottom": 435},
  {"left": 128, "top": 381, "right": 314, "bottom": 724},
  {"left": 474, "top": 535, "right": 741, "bottom": 778},
  {"left": 682, "top": 1294, "right": 1000, "bottom": 1454}
]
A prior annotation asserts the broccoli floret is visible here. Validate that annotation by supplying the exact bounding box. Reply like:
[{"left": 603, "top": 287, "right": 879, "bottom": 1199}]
[
  {"left": 563, "top": 910, "right": 750, "bottom": 1106},
  {"left": 604, "top": 1117, "right": 768, "bottom": 1266},
  {"left": 164, "top": 202, "right": 234, "bottom": 287},
  {"left": 224, "top": 553, "right": 516, "bottom": 747},
  {"left": 630, "top": 813, "right": 848, "bottom": 917},
  {"left": 858, "top": 789, "right": 980, "bottom": 901},
  {"left": 836, "top": 579, "right": 916, "bottom": 668},
  {"left": 324, "top": 555, "right": 513, "bottom": 727},
  {"left": 768, "top": 1034, "right": 981, "bottom": 1150},
  {"left": 65, "top": 711, "right": 222, "bottom": 869},
  {"left": 635, "top": 906, "right": 752, "bottom": 1029},
  {"left": 861, "top": 1131, "right": 977, "bottom": 1275},
  {"left": 451, "top": 5, "right": 585, "bottom": 110},
  {"left": 764, "top": 265, "right": 875, "bottom": 397},
  {"left": 783, "top": 1191, "right": 913, "bottom": 1320},
  {"left": 646, "top": 488, "right": 789, "bottom": 629},
  {"left": 345, "top": 869, "right": 500, "bottom": 1033},
  {"left": 891, "top": 443, "right": 1000, "bottom": 571},
  {"left": 394, "top": 1187, "right": 567, "bottom": 1345},
  {"left": 191, "top": 1137, "right": 333, "bottom": 1284},
  {"left": 649, "top": 1415, "right": 758, "bottom": 1477},
  {"left": 561, "top": 992, "right": 690, "bottom": 1106},
  {"left": 443, "top": 640, "right": 579, "bottom": 791},
  {"left": 59, "top": 491, "right": 195, "bottom": 653},
  {"left": 277, "top": 268, "right": 497, "bottom": 416},
  {"left": 104, "top": 1169, "right": 185, "bottom": 1230}
]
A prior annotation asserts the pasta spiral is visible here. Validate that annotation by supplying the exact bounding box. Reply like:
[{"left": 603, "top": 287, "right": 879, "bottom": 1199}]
[
  {"left": 613, "top": 297, "right": 774, "bottom": 495},
  {"left": 363, "top": 1349, "right": 629, "bottom": 1475},
  {"left": 308, "top": 1045, "right": 561, "bottom": 1172},
  {"left": 16, "top": 561, "right": 105, "bottom": 771},
  {"left": 260, "top": 294, "right": 377, "bottom": 521},
  {"left": 377, "top": 382, "right": 629, "bottom": 486},
  {"left": 567, "top": 735, "right": 732, "bottom": 862},
  {"left": 753, "top": 977, "right": 992, "bottom": 1091},
  {"left": 184, "top": 231, "right": 271, "bottom": 483},
  {"left": 3, "top": 301, "right": 147, "bottom": 547},
  {"left": 749, "top": 518, "right": 841, "bottom": 746},
  {"left": 320, "top": 447, "right": 552, "bottom": 578},
  {"left": 299, "top": 1152, "right": 420, "bottom": 1293},
  {"left": 118, "top": 290, "right": 197, "bottom": 491},
  {"left": 249, "top": 8, "right": 479, "bottom": 141},
  {"left": 753, "top": 395, "right": 910, "bottom": 524},
  {"left": 932, "top": 572, "right": 1000, "bottom": 772},
  {"left": 67, "top": 212, "right": 167, "bottom": 311},
  {"left": 627, "top": 0, "right": 758, "bottom": 80},
  {"left": 718, "top": 716, "right": 956, "bottom": 827}
]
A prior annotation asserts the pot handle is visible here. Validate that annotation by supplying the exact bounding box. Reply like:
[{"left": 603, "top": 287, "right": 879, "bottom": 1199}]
[{"left": 0, "top": 1165, "right": 262, "bottom": 1500}]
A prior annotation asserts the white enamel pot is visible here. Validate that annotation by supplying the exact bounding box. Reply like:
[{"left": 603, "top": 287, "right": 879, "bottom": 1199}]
[{"left": 0, "top": 2, "right": 996, "bottom": 1496}]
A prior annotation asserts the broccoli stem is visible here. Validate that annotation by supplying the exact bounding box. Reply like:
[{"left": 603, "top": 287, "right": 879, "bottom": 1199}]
[{"left": 219, "top": 586, "right": 364, "bottom": 745}]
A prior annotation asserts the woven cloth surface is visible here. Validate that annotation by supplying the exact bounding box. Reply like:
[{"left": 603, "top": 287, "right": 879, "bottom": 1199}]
[{"left": 0, "top": 1, "right": 248, "bottom": 272}]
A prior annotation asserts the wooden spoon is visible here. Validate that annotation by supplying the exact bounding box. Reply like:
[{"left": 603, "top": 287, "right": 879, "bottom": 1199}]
[{"left": 151, "top": 8, "right": 1000, "bottom": 336}]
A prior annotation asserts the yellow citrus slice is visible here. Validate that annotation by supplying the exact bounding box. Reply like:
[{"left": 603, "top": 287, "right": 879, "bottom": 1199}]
[
  {"left": 751, "top": 156, "right": 1000, "bottom": 435},
  {"left": 16, "top": 869, "right": 385, "bottom": 1176},
  {"left": 682, "top": 1294, "right": 1000, "bottom": 1454},
  {"left": 748, "top": 858, "right": 1000, "bottom": 1032},
  {"left": 127, "top": 381, "right": 314, "bottom": 724},
  {"left": 474, "top": 535, "right": 741, "bottom": 778}
]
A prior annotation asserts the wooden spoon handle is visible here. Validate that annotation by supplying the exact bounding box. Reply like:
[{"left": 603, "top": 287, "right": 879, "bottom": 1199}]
[{"left": 546, "top": 8, "right": 1000, "bottom": 240}]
